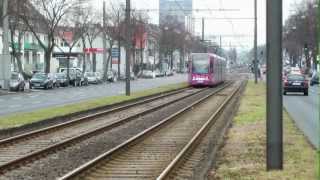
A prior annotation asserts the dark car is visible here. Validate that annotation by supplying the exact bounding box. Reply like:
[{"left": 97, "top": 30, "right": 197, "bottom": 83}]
[
  {"left": 55, "top": 73, "right": 68, "bottom": 87},
  {"left": 9, "top": 72, "right": 25, "bottom": 91},
  {"left": 310, "top": 72, "right": 319, "bottom": 86},
  {"left": 30, "top": 73, "right": 54, "bottom": 89},
  {"left": 283, "top": 74, "right": 308, "bottom": 96},
  {"left": 107, "top": 70, "right": 118, "bottom": 82}
]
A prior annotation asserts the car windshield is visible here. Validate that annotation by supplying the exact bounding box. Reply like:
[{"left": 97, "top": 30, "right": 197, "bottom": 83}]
[
  {"left": 11, "top": 74, "right": 19, "bottom": 80},
  {"left": 287, "top": 74, "right": 304, "bottom": 81},
  {"left": 192, "top": 59, "right": 209, "bottom": 74},
  {"left": 33, "top": 73, "right": 46, "bottom": 79}
]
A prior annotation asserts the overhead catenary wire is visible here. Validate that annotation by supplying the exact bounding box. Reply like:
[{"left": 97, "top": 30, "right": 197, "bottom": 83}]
[{"left": 218, "top": 0, "right": 248, "bottom": 50}]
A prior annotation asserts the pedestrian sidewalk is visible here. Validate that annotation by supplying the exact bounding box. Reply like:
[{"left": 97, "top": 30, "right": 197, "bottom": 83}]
[{"left": 208, "top": 81, "right": 317, "bottom": 179}]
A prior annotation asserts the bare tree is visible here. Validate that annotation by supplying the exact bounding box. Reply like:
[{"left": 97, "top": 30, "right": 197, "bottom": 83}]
[
  {"left": 18, "top": 0, "right": 78, "bottom": 73},
  {"left": 101, "top": 4, "right": 126, "bottom": 79},
  {"left": 85, "top": 22, "right": 101, "bottom": 72},
  {"left": 58, "top": 1, "right": 91, "bottom": 84},
  {"left": 283, "top": 1, "right": 317, "bottom": 73},
  {"left": 6, "top": 0, "right": 28, "bottom": 77}
]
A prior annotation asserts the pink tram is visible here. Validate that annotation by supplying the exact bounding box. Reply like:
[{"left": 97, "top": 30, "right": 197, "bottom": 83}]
[{"left": 188, "top": 53, "right": 227, "bottom": 87}]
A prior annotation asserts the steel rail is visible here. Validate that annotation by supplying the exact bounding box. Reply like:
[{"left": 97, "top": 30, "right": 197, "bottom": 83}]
[
  {"left": 0, "top": 87, "right": 192, "bottom": 146},
  {"left": 157, "top": 82, "right": 242, "bottom": 179},
  {"left": 58, "top": 82, "right": 233, "bottom": 180},
  {"left": 0, "top": 86, "right": 207, "bottom": 173}
]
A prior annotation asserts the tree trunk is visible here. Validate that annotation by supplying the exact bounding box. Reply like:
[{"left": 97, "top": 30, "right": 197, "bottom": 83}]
[
  {"left": 170, "top": 51, "right": 173, "bottom": 70},
  {"left": 44, "top": 51, "right": 51, "bottom": 73},
  {"left": 118, "top": 41, "right": 121, "bottom": 78},
  {"left": 66, "top": 49, "right": 71, "bottom": 84},
  {"left": 93, "top": 53, "right": 97, "bottom": 72},
  {"left": 82, "top": 37, "right": 86, "bottom": 74},
  {"left": 179, "top": 48, "right": 184, "bottom": 72},
  {"left": 140, "top": 48, "right": 144, "bottom": 74}
]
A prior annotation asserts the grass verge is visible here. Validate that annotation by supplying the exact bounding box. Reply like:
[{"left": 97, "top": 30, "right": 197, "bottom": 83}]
[
  {"left": 0, "top": 82, "right": 188, "bottom": 129},
  {"left": 209, "top": 81, "right": 317, "bottom": 179}
]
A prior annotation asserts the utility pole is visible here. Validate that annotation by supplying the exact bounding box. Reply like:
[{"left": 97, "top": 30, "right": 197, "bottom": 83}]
[
  {"left": 125, "top": 0, "right": 131, "bottom": 96},
  {"left": 266, "top": 0, "right": 283, "bottom": 170},
  {"left": 254, "top": 0, "right": 258, "bottom": 84},
  {"left": 1, "top": 0, "right": 11, "bottom": 89},
  {"left": 117, "top": 10, "right": 121, "bottom": 79},
  {"left": 103, "top": 1, "right": 108, "bottom": 81},
  {"left": 201, "top": 17, "right": 206, "bottom": 53},
  {"left": 202, "top": 17, "right": 204, "bottom": 42}
]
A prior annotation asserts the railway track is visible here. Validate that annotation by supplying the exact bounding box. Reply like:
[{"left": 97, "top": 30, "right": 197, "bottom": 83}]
[
  {"left": 58, "top": 82, "right": 241, "bottom": 180},
  {"left": 0, "top": 86, "right": 208, "bottom": 173}
]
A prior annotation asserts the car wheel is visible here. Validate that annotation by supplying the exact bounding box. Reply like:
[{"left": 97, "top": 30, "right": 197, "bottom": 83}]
[{"left": 20, "top": 84, "right": 25, "bottom": 92}]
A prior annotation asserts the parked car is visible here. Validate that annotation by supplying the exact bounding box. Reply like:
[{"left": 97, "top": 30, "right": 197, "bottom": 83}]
[
  {"left": 85, "top": 72, "right": 100, "bottom": 84},
  {"left": 283, "top": 74, "right": 308, "bottom": 96},
  {"left": 59, "top": 68, "right": 82, "bottom": 86},
  {"left": 9, "top": 72, "right": 25, "bottom": 91},
  {"left": 55, "top": 73, "right": 68, "bottom": 87},
  {"left": 80, "top": 73, "right": 89, "bottom": 86},
  {"left": 310, "top": 72, "right": 319, "bottom": 86},
  {"left": 107, "top": 70, "right": 118, "bottom": 82},
  {"left": 155, "top": 69, "right": 165, "bottom": 77},
  {"left": 49, "top": 73, "right": 60, "bottom": 88},
  {"left": 119, "top": 72, "right": 136, "bottom": 80},
  {"left": 30, "top": 73, "right": 54, "bottom": 89},
  {"left": 165, "top": 69, "right": 174, "bottom": 76},
  {"left": 95, "top": 72, "right": 103, "bottom": 83},
  {"left": 141, "top": 70, "right": 156, "bottom": 79}
]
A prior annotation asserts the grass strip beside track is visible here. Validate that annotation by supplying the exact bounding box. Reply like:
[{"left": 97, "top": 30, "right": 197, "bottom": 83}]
[
  {"left": 0, "top": 82, "right": 188, "bottom": 129},
  {"left": 209, "top": 81, "right": 316, "bottom": 179}
]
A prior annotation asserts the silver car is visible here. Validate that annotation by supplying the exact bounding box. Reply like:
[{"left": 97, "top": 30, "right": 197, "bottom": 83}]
[{"left": 9, "top": 72, "right": 25, "bottom": 91}]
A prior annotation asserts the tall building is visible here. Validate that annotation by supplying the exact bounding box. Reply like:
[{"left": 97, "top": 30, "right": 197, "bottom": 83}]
[{"left": 159, "top": 0, "right": 194, "bottom": 33}]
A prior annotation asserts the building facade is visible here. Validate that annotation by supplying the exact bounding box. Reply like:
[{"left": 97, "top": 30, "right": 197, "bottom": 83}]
[{"left": 159, "top": 0, "right": 194, "bottom": 33}]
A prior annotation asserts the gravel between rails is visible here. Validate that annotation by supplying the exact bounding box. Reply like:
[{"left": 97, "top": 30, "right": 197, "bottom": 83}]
[
  {"left": 0, "top": 86, "right": 225, "bottom": 180},
  {"left": 64, "top": 83, "right": 238, "bottom": 180},
  {"left": 0, "top": 88, "right": 200, "bottom": 168},
  {"left": 166, "top": 82, "right": 245, "bottom": 179}
]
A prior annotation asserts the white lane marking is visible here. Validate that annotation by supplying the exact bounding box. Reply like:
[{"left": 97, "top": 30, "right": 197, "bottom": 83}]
[
  {"left": 9, "top": 105, "right": 22, "bottom": 108},
  {"left": 30, "top": 101, "right": 42, "bottom": 104}
]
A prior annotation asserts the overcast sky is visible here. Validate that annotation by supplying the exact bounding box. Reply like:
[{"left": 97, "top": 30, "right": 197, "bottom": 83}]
[{"left": 93, "top": 0, "right": 304, "bottom": 50}]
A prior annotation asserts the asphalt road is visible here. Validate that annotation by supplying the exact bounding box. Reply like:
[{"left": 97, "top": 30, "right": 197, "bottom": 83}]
[
  {"left": 283, "top": 85, "right": 319, "bottom": 149},
  {"left": 0, "top": 74, "right": 187, "bottom": 117}
]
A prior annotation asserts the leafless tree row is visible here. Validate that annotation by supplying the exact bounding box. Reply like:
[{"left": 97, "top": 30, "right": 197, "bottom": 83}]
[
  {"left": 283, "top": 0, "right": 317, "bottom": 73},
  {"left": 3, "top": 0, "right": 201, "bottom": 77}
]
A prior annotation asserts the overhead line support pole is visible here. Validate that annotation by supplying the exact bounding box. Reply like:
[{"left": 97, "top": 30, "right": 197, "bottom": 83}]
[
  {"left": 254, "top": 0, "right": 258, "bottom": 84},
  {"left": 125, "top": 0, "right": 131, "bottom": 96},
  {"left": 266, "top": 0, "right": 283, "bottom": 170}
]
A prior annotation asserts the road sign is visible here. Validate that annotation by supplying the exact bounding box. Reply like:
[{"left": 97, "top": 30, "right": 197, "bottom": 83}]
[
  {"left": 112, "top": 48, "right": 120, "bottom": 58},
  {"left": 84, "top": 48, "right": 104, "bottom": 54}
]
